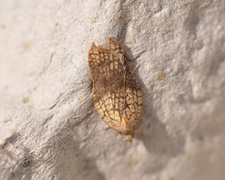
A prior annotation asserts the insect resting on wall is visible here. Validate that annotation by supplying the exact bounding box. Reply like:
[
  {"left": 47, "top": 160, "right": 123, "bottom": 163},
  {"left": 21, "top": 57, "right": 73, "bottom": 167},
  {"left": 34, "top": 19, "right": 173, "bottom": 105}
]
[{"left": 88, "top": 38, "right": 143, "bottom": 144}]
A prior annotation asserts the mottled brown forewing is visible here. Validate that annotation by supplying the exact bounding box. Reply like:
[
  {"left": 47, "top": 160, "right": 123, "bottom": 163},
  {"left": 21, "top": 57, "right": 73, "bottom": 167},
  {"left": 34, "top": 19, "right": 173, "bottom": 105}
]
[{"left": 88, "top": 38, "right": 142, "bottom": 144}]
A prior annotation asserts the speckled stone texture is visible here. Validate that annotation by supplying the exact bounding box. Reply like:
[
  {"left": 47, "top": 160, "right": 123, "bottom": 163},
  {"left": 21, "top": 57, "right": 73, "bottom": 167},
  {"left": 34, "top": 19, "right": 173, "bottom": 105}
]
[{"left": 0, "top": 0, "right": 225, "bottom": 180}]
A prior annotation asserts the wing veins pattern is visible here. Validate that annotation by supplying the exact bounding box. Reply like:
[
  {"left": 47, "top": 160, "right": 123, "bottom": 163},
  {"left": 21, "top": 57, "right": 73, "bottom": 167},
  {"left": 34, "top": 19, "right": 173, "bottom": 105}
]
[{"left": 88, "top": 38, "right": 143, "bottom": 144}]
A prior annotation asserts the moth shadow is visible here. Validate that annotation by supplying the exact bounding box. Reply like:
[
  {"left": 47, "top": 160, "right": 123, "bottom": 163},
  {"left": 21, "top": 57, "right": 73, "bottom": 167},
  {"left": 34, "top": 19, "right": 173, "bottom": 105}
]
[{"left": 135, "top": 85, "right": 185, "bottom": 157}]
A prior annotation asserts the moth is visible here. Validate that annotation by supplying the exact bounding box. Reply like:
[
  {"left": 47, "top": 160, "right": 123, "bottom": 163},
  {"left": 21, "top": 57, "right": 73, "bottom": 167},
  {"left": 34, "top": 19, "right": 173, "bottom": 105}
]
[{"left": 88, "top": 38, "right": 143, "bottom": 144}]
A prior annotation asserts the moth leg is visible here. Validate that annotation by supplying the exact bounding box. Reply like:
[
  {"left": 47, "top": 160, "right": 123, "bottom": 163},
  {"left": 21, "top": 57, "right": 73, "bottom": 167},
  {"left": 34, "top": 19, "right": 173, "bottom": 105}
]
[
  {"left": 104, "top": 126, "right": 111, "bottom": 130},
  {"left": 132, "top": 64, "right": 140, "bottom": 73}
]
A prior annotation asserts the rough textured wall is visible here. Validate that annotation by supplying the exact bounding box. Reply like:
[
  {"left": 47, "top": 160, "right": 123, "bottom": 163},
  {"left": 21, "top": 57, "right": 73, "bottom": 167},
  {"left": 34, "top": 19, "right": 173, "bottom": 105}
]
[{"left": 0, "top": 0, "right": 225, "bottom": 180}]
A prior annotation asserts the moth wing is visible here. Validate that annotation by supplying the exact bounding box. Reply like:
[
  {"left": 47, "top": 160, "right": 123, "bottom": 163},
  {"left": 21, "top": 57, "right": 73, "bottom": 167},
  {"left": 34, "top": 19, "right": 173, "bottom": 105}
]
[
  {"left": 106, "top": 38, "right": 143, "bottom": 129},
  {"left": 105, "top": 38, "right": 127, "bottom": 57},
  {"left": 88, "top": 38, "right": 143, "bottom": 138},
  {"left": 88, "top": 43, "right": 127, "bottom": 130}
]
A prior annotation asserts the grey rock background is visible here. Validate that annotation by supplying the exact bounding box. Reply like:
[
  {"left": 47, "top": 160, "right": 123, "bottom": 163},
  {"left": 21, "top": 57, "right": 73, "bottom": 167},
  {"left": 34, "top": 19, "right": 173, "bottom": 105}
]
[{"left": 0, "top": 0, "right": 225, "bottom": 180}]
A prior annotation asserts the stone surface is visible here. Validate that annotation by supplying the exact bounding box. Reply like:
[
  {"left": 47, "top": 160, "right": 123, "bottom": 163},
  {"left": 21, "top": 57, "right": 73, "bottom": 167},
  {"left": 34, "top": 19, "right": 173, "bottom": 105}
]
[{"left": 0, "top": 0, "right": 225, "bottom": 180}]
